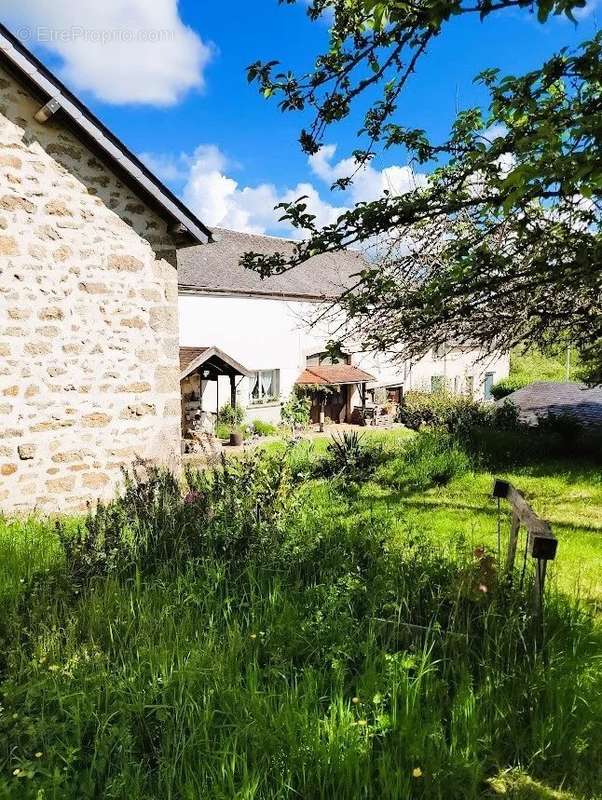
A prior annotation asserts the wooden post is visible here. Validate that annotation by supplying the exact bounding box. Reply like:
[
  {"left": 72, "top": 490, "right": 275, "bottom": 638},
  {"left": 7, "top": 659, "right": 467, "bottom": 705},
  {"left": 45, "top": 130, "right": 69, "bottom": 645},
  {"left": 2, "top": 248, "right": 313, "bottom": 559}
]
[
  {"left": 319, "top": 398, "right": 325, "bottom": 433},
  {"left": 229, "top": 373, "right": 236, "bottom": 409},
  {"left": 492, "top": 478, "right": 558, "bottom": 634},
  {"left": 506, "top": 510, "right": 521, "bottom": 573}
]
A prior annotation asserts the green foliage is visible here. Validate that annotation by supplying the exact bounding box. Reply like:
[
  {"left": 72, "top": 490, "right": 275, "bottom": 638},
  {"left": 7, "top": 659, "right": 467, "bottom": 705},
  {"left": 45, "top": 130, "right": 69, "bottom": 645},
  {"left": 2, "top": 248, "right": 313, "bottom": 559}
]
[
  {"left": 321, "top": 430, "right": 382, "bottom": 482},
  {"left": 492, "top": 345, "right": 584, "bottom": 399},
  {"left": 217, "top": 402, "right": 245, "bottom": 426},
  {"left": 377, "top": 430, "right": 472, "bottom": 490},
  {"left": 0, "top": 435, "right": 601, "bottom": 797},
  {"left": 244, "top": 6, "right": 601, "bottom": 382},
  {"left": 490, "top": 376, "right": 528, "bottom": 400},
  {"left": 55, "top": 452, "right": 296, "bottom": 587},
  {"left": 281, "top": 392, "right": 311, "bottom": 428},
  {"left": 536, "top": 411, "right": 583, "bottom": 441},
  {"left": 216, "top": 421, "right": 250, "bottom": 440},
  {"left": 251, "top": 419, "right": 279, "bottom": 436},
  {"left": 398, "top": 391, "right": 520, "bottom": 434}
]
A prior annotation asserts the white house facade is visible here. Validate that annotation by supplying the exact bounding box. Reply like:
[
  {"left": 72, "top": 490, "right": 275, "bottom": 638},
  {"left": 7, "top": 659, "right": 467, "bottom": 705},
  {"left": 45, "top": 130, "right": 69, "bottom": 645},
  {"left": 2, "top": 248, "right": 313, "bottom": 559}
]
[{"left": 178, "top": 229, "right": 510, "bottom": 427}]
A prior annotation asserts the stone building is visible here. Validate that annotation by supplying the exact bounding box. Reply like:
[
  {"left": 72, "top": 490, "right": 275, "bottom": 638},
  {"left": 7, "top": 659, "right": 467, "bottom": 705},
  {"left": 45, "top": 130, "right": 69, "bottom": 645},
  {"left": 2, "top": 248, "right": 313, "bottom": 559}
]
[{"left": 0, "top": 25, "right": 210, "bottom": 512}]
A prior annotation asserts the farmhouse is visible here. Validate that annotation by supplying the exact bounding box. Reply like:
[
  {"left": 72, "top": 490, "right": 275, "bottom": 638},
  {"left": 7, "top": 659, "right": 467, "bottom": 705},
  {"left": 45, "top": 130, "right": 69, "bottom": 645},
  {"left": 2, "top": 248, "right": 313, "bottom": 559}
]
[
  {"left": 0, "top": 24, "right": 210, "bottom": 512},
  {"left": 178, "top": 228, "right": 509, "bottom": 428},
  {"left": 0, "top": 25, "right": 509, "bottom": 513}
]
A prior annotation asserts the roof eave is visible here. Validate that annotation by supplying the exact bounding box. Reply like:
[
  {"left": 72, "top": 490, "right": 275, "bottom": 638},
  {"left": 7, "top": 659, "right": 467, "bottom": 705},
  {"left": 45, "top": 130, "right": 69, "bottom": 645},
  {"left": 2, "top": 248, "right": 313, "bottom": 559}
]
[
  {"left": 178, "top": 285, "right": 338, "bottom": 302},
  {"left": 180, "top": 346, "right": 253, "bottom": 380},
  {"left": 0, "top": 23, "right": 212, "bottom": 246}
]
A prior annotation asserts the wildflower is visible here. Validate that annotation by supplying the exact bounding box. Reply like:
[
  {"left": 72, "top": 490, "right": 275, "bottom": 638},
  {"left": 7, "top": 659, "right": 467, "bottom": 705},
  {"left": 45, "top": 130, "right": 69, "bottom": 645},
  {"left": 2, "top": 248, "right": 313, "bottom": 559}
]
[
  {"left": 351, "top": 696, "right": 360, "bottom": 704},
  {"left": 12, "top": 769, "right": 20, "bottom": 776},
  {"left": 35, "top": 752, "right": 43, "bottom": 759},
  {"left": 478, "top": 584, "right": 488, "bottom": 593},
  {"left": 357, "top": 719, "right": 368, "bottom": 726},
  {"left": 250, "top": 634, "right": 257, "bottom": 640},
  {"left": 184, "top": 491, "right": 202, "bottom": 505},
  {"left": 412, "top": 767, "right": 423, "bottom": 778}
]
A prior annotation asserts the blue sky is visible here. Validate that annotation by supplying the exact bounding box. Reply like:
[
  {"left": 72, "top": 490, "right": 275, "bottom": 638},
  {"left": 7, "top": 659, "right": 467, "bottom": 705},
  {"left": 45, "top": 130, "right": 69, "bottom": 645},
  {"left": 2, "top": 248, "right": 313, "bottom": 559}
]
[{"left": 3, "top": 0, "right": 599, "bottom": 235}]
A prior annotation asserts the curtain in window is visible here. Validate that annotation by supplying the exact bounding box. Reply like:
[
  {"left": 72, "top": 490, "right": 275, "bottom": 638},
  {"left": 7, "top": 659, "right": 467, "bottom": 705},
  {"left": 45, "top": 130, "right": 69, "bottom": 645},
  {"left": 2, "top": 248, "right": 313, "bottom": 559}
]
[
  {"left": 260, "top": 370, "right": 273, "bottom": 397},
  {"left": 250, "top": 372, "right": 260, "bottom": 400}
]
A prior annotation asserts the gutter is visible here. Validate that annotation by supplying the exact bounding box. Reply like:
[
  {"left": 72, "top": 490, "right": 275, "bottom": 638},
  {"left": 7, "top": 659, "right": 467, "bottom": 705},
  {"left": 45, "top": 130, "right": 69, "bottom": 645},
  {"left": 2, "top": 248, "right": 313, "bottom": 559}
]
[{"left": 177, "top": 285, "right": 340, "bottom": 303}]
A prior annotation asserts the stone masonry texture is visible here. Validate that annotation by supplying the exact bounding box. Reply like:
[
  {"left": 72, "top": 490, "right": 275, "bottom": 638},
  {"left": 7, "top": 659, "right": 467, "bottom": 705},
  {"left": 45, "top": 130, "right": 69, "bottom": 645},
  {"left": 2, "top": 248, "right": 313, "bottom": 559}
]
[{"left": 0, "top": 65, "right": 184, "bottom": 513}]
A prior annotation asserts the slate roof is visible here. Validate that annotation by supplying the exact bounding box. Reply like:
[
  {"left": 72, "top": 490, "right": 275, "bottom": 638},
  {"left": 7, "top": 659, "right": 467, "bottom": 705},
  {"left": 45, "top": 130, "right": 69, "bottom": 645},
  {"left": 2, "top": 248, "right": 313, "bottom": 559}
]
[
  {"left": 179, "top": 346, "right": 252, "bottom": 379},
  {"left": 0, "top": 23, "right": 210, "bottom": 244},
  {"left": 180, "top": 347, "right": 211, "bottom": 374},
  {"left": 501, "top": 382, "right": 602, "bottom": 428},
  {"left": 296, "top": 365, "right": 375, "bottom": 386},
  {"left": 178, "top": 228, "right": 365, "bottom": 300}
]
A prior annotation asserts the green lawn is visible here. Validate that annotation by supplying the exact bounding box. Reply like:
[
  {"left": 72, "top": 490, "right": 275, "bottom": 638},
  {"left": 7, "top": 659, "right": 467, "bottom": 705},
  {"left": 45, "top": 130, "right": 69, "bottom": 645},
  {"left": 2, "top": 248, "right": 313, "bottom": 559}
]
[
  {"left": 0, "top": 428, "right": 601, "bottom": 799},
  {"left": 269, "top": 428, "right": 602, "bottom": 606}
]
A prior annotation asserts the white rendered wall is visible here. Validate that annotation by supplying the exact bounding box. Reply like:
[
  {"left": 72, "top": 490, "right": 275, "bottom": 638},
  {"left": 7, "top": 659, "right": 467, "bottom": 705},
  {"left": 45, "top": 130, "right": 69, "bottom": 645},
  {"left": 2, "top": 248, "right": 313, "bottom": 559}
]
[{"left": 178, "top": 293, "right": 510, "bottom": 423}]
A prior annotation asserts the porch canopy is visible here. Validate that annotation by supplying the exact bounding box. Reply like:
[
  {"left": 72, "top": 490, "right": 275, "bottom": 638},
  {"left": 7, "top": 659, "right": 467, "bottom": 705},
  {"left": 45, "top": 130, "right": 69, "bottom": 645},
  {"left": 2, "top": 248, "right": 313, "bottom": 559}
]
[
  {"left": 296, "top": 364, "right": 375, "bottom": 387},
  {"left": 180, "top": 346, "right": 252, "bottom": 408}
]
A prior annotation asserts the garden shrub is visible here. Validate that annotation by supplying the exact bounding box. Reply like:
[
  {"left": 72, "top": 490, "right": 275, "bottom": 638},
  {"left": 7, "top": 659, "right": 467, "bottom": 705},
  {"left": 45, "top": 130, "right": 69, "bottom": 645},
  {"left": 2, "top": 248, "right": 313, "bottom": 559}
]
[
  {"left": 398, "top": 391, "right": 490, "bottom": 433},
  {"left": 56, "top": 451, "right": 298, "bottom": 587},
  {"left": 217, "top": 402, "right": 245, "bottom": 426},
  {"left": 216, "top": 421, "right": 250, "bottom": 440},
  {"left": 377, "top": 430, "right": 472, "bottom": 491},
  {"left": 399, "top": 391, "right": 522, "bottom": 436},
  {"left": 281, "top": 393, "right": 311, "bottom": 428},
  {"left": 252, "top": 419, "right": 279, "bottom": 436},
  {"left": 319, "top": 431, "right": 383, "bottom": 483},
  {"left": 490, "top": 376, "right": 528, "bottom": 400},
  {"left": 536, "top": 410, "right": 583, "bottom": 440}
]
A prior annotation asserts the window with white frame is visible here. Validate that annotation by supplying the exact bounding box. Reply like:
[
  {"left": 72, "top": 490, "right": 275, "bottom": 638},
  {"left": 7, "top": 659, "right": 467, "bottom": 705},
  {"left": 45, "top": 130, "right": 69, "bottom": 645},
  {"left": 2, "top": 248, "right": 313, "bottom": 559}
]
[
  {"left": 431, "top": 375, "right": 445, "bottom": 394},
  {"left": 249, "top": 369, "right": 280, "bottom": 404}
]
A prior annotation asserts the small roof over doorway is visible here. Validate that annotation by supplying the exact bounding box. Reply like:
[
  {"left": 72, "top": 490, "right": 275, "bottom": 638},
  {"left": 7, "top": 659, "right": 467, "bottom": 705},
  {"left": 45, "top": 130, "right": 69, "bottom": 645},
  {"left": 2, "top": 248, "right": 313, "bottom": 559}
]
[
  {"left": 179, "top": 346, "right": 253, "bottom": 381},
  {"left": 296, "top": 364, "right": 375, "bottom": 386}
]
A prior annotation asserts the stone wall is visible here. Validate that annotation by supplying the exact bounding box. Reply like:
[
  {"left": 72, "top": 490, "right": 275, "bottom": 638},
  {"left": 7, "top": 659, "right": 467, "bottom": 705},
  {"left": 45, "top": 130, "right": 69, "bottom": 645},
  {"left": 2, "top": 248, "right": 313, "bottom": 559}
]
[{"left": 0, "top": 65, "right": 183, "bottom": 513}]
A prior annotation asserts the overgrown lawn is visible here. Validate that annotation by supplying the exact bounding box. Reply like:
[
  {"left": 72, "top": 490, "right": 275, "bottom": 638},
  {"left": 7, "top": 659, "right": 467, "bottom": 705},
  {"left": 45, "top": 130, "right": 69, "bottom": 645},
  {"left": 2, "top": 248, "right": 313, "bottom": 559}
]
[{"left": 0, "top": 430, "right": 600, "bottom": 799}]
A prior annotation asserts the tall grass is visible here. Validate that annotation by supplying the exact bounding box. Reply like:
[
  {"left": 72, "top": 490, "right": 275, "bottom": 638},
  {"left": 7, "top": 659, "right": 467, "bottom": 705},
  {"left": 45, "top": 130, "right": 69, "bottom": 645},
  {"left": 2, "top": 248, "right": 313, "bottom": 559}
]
[{"left": 0, "top": 444, "right": 600, "bottom": 799}]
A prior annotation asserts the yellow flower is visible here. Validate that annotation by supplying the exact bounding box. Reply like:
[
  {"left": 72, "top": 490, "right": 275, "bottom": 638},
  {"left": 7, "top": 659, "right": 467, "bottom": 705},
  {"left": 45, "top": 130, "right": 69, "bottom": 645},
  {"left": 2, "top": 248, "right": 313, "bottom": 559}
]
[
  {"left": 412, "top": 767, "right": 423, "bottom": 778},
  {"left": 357, "top": 719, "right": 368, "bottom": 726},
  {"left": 351, "top": 696, "right": 360, "bottom": 704},
  {"left": 12, "top": 769, "right": 21, "bottom": 777},
  {"left": 250, "top": 634, "right": 257, "bottom": 640},
  {"left": 35, "top": 752, "right": 43, "bottom": 759}
]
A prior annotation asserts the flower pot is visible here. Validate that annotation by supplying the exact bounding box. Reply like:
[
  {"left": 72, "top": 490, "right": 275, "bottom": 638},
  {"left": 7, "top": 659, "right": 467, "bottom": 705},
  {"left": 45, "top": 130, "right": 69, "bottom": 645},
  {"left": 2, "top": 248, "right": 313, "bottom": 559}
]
[{"left": 229, "top": 431, "right": 243, "bottom": 447}]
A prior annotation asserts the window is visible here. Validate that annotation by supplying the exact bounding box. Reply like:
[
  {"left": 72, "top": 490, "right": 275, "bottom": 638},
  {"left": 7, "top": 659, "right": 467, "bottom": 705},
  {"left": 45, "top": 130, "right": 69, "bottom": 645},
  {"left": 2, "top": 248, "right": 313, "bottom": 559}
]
[
  {"left": 249, "top": 369, "right": 280, "bottom": 404},
  {"left": 431, "top": 375, "right": 445, "bottom": 394},
  {"left": 483, "top": 372, "right": 495, "bottom": 401}
]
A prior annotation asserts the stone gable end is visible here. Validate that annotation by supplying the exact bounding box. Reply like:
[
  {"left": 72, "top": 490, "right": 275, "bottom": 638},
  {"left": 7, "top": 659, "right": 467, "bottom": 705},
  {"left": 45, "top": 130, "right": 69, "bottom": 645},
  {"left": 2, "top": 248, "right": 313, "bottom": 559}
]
[{"left": 0, "top": 65, "right": 183, "bottom": 513}]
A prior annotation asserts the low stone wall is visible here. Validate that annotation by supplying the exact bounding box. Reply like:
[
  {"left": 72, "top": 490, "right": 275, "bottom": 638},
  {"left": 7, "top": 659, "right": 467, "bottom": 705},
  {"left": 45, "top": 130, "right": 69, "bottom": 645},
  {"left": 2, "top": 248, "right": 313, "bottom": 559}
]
[{"left": 0, "top": 65, "right": 182, "bottom": 513}]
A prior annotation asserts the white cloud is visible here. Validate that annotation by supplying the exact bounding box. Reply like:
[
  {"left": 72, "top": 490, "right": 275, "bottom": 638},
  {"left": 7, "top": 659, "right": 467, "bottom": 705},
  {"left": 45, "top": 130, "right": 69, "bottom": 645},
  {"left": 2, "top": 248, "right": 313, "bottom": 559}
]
[
  {"left": 309, "top": 144, "right": 427, "bottom": 203},
  {"left": 141, "top": 142, "right": 426, "bottom": 238},
  {"left": 179, "top": 145, "right": 348, "bottom": 236},
  {"left": 5, "top": 0, "right": 212, "bottom": 105},
  {"left": 138, "top": 151, "right": 191, "bottom": 184}
]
